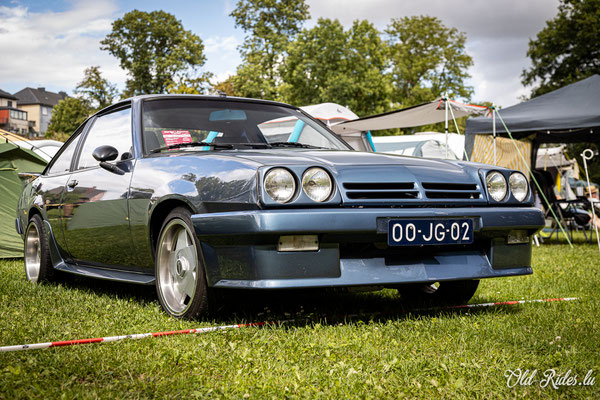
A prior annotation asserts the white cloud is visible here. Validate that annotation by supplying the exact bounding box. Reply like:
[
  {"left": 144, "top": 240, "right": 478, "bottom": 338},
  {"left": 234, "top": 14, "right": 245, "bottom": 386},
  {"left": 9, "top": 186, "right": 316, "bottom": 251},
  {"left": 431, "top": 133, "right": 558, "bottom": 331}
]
[
  {"left": 204, "top": 35, "right": 239, "bottom": 54},
  {"left": 202, "top": 36, "right": 241, "bottom": 82},
  {"left": 0, "top": 1, "right": 127, "bottom": 94},
  {"left": 211, "top": 70, "right": 235, "bottom": 84},
  {"left": 223, "top": 0, "right": 233, "bottom": 16}
]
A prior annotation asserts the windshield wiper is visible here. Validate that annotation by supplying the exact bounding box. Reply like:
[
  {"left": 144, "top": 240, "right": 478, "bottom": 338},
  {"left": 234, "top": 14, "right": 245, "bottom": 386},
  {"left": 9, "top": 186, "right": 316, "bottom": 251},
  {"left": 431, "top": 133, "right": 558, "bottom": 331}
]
[
  {"left": 236, "top": 142, "right": 271, "bottom": 149},
  {"left": 269, "top": 142, "right": 326, "bottom": 149},
  {"left": 150, "top": 141, "right": 234, "bottom": 153}
]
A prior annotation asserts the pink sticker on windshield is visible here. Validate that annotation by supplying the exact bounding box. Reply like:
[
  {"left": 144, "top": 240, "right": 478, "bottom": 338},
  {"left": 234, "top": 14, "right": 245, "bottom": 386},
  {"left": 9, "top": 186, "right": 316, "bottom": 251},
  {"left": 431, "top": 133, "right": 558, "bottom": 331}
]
[{"left": 162, "top": 130, "right": 192, "bottom": 147}]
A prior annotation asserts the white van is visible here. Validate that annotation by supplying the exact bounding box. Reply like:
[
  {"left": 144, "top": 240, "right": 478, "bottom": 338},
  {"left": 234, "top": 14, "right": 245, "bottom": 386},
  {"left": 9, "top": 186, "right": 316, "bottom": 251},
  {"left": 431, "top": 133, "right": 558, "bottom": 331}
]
[{"left": 372, "top": 132, "right": 465, "bottom": 160}]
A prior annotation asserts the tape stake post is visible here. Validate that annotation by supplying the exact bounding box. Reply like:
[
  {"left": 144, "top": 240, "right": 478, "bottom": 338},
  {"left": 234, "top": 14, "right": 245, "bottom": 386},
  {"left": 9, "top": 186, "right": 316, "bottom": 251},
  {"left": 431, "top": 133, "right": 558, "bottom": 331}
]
[
  {"left": 0, "top": 298, "right": 578, "bottom": 353},
  {"left": 581, "top": 149, "right": 600, "bottom": 251},
  {"left": 495, "top": 110, "right": 573, "bottom": 248}
]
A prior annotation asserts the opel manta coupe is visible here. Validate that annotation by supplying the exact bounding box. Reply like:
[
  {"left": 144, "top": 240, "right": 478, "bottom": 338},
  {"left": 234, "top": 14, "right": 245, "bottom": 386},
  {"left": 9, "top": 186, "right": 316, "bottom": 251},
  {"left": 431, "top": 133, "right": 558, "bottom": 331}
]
[{"left": 17, "top": 95, "right": 544, "bottom": 319}]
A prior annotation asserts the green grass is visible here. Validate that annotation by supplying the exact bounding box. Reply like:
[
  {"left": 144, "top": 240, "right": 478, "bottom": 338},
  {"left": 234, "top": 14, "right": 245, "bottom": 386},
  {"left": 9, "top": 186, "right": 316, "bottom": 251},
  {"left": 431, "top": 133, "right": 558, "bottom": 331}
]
[{"left": 1, "top": 240, "right": 599, "bottom": 399}]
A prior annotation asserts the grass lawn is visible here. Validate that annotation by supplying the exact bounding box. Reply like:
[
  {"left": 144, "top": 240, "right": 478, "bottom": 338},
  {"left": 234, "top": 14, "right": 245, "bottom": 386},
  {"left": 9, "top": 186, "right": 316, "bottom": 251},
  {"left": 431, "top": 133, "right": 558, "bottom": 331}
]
[{"left": 1, "top": 239, "right": 599, "bottom": 398}]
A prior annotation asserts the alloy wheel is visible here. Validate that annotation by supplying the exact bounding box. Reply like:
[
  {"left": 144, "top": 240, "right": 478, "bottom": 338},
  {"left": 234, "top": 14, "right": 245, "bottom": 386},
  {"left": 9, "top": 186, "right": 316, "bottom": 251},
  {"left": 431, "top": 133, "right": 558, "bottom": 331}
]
[
  {"left": 156, "top": 219, "right": 199, "bottom": 316},
  {"left": 24, "top": 222, "right": 41, "bottom": 283}
]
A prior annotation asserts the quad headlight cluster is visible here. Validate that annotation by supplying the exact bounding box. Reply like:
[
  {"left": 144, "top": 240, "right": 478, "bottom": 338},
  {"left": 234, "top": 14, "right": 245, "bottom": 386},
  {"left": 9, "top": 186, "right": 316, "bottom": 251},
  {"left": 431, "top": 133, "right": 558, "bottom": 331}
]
[
  {"left": 264, "top": 167, "right": 333, "bottom": 203},
  {"left": 485, "top": 171, "right": 529, "bottom": 202}
]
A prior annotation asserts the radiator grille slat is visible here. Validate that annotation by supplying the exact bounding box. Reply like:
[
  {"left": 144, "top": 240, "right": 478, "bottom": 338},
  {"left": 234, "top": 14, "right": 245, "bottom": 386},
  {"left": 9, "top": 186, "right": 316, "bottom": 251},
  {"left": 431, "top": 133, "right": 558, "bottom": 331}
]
[
  {"left": 423, "top": 182, "right": 481, "bottom": 199},
  {"left": 343, "top": 182, "right": 418, "bottom": 200},
  {"left": 343, "top": 182, "right": 415, "bottom": 190}
]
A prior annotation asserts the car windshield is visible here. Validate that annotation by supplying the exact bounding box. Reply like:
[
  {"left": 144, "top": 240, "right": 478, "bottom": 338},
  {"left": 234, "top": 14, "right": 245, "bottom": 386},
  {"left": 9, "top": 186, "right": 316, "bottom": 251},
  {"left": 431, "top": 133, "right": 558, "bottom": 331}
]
[{"left": 142, "top": 99, "right": 350, "bottom": 153}]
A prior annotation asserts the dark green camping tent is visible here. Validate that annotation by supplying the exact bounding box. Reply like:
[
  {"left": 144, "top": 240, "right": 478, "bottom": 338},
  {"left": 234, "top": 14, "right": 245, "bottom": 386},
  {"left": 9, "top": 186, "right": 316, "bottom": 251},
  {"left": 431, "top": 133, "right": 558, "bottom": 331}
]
[{"left": 0, "top": 136, "right": 48, "bottom": 258}]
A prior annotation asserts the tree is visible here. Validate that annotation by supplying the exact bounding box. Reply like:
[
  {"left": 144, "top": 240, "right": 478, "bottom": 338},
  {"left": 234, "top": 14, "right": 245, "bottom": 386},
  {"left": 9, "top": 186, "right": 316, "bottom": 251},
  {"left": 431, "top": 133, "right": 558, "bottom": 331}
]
[
  {"left": 211, "top": 76, "right": 238, "bottom": 96},
  {"left": 45, "top": 98, "right": 91, "bottom": 141},
  {"left": 230, "top": 0, "right": 309, "bottom": 99},
  {"left": 522, "top": 0, "right": 600, "bottom": 96},
  {"left": 386, "top": 16, "right": 474, "bottom": 107},
  {"left": 281, "top": 19, "right": 391, "bottom": 116},
  {"left": 100, "top": 10, "right": 207, "bottom": 97},
  {"left": 74, "top": 66, "right": 118, "bottom": 111},
  {"left": 165, "top": 72, "right": 213, "bottom": 95}
]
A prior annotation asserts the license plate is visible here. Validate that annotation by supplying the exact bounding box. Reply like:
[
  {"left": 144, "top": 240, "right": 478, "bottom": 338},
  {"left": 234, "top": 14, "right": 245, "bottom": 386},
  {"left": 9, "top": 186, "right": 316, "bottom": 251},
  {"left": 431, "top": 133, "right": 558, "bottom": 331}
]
[{"left": 387, "top": 219, "right": 473, "bottom": 246}]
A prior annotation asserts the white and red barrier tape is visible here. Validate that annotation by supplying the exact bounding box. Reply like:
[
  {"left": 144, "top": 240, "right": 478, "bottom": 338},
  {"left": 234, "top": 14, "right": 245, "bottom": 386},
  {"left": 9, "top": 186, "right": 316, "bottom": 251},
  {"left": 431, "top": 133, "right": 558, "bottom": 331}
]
[{"left": 0, "top": 297, "right": 577, "bottom": 352}]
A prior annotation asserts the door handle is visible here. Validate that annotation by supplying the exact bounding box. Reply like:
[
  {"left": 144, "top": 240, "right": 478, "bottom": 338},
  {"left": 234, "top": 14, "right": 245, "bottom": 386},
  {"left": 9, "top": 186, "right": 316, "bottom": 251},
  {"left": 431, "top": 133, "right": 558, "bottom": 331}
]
[{"left": 67, "top": 180, "right": 79, "bottom": 189}]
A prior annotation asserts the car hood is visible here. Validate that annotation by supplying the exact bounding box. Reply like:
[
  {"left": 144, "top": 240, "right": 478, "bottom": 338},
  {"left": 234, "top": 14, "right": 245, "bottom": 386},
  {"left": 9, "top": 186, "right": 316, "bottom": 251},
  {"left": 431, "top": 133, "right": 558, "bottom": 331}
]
[
  {"left": 230, "top": 148, "right": 460, "bottom": 168},
  {"left": 226, "top": 149, "right": 486, "bottom": 206}
]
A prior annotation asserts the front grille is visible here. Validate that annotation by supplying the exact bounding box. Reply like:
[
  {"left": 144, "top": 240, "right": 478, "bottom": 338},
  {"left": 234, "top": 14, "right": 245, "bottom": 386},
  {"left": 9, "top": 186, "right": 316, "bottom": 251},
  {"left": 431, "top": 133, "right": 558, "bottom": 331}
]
[
  {"left": 422, "top": 182, "right": 481, "bottom": 199},
  {"left": 343, "top": 182, "right": 419, "bottom": 200}
]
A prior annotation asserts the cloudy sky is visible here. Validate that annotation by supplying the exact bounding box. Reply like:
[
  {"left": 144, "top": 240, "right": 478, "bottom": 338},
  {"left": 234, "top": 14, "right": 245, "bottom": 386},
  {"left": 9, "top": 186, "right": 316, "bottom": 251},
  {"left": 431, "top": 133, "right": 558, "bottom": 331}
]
[{"left": 0, "top": 0, "right": 559, "bottom": 108}]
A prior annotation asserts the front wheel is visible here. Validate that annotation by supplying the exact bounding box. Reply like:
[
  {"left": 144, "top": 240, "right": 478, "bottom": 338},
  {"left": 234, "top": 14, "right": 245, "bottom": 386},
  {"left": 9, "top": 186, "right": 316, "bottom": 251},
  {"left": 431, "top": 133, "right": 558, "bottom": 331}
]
[
  {"left": 396, "top": 280, "right": 479, "bottom": 306},
  {"left": 155, "top": 208, "right": 208, "bottom": 319}
]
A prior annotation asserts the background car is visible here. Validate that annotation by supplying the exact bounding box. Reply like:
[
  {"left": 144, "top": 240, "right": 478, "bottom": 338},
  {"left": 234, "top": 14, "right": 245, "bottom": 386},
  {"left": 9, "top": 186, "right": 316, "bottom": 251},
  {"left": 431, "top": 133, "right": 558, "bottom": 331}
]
[
  {"left": 372, "top": 132, "right": 466, "bottom": 160},
  {"left": 17, "top": 95, "right": 544, "bottom": 319},
  {"left": 9, "top": 139, "right": 63, "bottom": 162}
]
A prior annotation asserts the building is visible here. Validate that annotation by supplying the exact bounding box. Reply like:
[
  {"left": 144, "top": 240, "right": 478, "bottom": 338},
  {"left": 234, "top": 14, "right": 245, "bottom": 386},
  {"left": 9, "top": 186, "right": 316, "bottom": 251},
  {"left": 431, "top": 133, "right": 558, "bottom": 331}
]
[
  {"left": 0, "top": 89, "right": 31, "bottom": 135},
  {"left": 14, "top": 87, "right": 67, "bottom": 136}
]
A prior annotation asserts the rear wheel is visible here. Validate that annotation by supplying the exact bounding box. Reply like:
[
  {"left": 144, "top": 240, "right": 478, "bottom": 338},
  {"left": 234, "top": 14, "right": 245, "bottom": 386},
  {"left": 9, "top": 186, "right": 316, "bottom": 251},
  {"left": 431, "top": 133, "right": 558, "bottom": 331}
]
[
  {"left": 396, "top": 280, "right": 479, "bottom": 306},
  {"left": 155, "top": 208, "right": 208, "bottom": 319},
  {"left": 24, "top": 214, "right": 54, "bottom": 283}
]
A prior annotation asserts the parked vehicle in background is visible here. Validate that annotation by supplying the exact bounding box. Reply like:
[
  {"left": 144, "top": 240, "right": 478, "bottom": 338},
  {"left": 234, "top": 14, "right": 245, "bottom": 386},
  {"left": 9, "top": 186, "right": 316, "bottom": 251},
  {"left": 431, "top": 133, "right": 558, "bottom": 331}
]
[
  {"left": 17, "top": 95, "right": 543, "bottom": 319},
  {"left": 9, "top": 139, "right": 63, "bottom": 162},
  {"left": 373, "top": 132, "right": 465, "bottom": 160}
]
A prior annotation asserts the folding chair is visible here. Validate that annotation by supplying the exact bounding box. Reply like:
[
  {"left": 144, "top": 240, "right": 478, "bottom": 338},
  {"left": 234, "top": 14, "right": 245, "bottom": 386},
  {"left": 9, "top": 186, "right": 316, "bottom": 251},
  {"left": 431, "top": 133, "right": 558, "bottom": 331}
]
[{"left": 532, "top": 170, "right": 591, "bottom": 243}]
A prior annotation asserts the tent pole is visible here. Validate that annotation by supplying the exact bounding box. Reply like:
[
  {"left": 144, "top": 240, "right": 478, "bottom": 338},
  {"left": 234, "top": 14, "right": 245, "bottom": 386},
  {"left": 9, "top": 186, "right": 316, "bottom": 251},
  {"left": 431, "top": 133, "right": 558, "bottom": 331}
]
[
  {"left": 444, "top": 95, "right": 449, "bottom": 159},
  {"left": 492, "top": 106, "right": 497, "bottom": 165},
  {"left": 448, "top": 104, "right": 469, "bottom": 161}
]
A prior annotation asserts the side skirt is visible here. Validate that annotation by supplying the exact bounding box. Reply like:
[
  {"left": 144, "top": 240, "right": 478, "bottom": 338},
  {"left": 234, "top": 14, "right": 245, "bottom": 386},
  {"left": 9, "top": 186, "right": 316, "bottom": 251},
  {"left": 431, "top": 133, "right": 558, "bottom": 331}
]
[{"left": 43, "top": 220, "right": 155, "bottom": 286}]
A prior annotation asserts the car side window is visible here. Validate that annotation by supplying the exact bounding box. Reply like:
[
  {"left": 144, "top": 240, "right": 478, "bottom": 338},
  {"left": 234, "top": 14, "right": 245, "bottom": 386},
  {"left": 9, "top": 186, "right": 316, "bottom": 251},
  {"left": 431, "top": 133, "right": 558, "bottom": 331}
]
[
  {"left": 76, "top": 108, "right": 133, "bottom": 170},
  {"left": 46, "top": 131, "right": 83, "bottom": 175}
]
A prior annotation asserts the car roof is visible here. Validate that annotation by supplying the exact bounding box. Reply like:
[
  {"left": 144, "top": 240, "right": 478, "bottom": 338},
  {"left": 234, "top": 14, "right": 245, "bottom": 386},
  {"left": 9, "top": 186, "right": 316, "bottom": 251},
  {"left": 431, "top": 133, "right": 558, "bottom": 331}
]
[{"left": 127, "top": 94, "right": 297, "bottom": 109}]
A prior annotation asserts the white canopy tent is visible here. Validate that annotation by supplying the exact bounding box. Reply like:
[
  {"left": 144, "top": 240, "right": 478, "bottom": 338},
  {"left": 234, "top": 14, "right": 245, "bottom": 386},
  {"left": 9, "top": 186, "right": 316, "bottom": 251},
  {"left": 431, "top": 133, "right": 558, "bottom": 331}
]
[
  {"left": 329, "top": 98, "right": 489, "bottom": 159},
  {"left": 329, "top": 99, "right": 490, "bottom": 134},
  {"left": 535, "top": 146, "right": 574, "bottom": 170},
  {"left": 301, "top": 103, "right": 358, "bottom": 125},
  {"left": 300, "top": 103, "right": 373, "bottom": 151}
]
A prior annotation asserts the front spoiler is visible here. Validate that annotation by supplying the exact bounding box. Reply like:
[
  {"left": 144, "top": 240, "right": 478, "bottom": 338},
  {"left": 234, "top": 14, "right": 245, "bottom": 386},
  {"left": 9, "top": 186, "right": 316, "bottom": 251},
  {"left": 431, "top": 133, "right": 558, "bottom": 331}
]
[
  {"left": 213, "top": 254, "right": 532, "bottom": 289},
  {"left": 191, "top": 207, "right": 543, "bottom": 289}
]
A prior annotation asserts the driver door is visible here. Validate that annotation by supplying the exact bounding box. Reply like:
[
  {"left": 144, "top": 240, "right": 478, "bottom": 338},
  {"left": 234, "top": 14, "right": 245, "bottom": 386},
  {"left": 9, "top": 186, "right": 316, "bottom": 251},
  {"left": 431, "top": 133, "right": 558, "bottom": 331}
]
[{"left": 61, "top": 106, "right": 137, "bottom": 268}]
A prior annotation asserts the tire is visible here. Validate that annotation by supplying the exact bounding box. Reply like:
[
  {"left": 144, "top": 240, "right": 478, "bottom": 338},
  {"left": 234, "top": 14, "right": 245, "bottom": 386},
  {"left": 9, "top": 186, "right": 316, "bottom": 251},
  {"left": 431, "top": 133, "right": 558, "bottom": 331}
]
[
  {"left": 396, "top": 280, "right": 479, "bottom": 306},
  {"left": 24, "top": 214, "right": 55, "bottom": 283},
  {"left": 155, "top": 207, "right": 208, "bottom": 319}
]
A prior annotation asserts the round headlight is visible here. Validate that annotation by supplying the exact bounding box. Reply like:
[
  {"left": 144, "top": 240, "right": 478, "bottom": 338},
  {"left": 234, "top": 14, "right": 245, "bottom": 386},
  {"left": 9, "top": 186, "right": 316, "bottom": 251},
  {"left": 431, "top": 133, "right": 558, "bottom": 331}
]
[
  {"left": 486, "top": 171, "right": 507, "bottom": 202},
  {"left": 509, "top": 172, "right": 529, "bottom": 202},
  {"left": 264, "top": 168, "right": 296, "bottom": 203},
  {"left": 302, "top": 167, "right": 333, "bottom": 202}
]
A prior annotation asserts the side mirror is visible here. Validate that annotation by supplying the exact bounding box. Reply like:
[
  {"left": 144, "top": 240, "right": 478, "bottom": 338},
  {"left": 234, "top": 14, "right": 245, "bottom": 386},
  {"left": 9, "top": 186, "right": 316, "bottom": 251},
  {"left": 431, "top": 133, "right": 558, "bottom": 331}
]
[{"left": 93, "top": 145, "right": 118, "bottom": 162}]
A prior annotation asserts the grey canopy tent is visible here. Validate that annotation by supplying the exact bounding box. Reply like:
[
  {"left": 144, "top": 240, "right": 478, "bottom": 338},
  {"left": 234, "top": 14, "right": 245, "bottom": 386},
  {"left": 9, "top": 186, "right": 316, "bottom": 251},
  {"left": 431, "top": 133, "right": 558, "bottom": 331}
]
[
  {"left": 465, "top": 75, "right": 600, "bottom": 158},
  {"left": 465, "top": 75, "right": 600, "bottom": 249}
]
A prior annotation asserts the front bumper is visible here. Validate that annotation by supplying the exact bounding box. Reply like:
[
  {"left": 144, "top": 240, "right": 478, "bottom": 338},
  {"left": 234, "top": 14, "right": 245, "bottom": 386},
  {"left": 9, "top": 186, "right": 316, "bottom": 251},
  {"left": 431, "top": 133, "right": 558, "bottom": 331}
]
[{"left": 192, "top": 207, "right": 544, "bottom": 289}]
